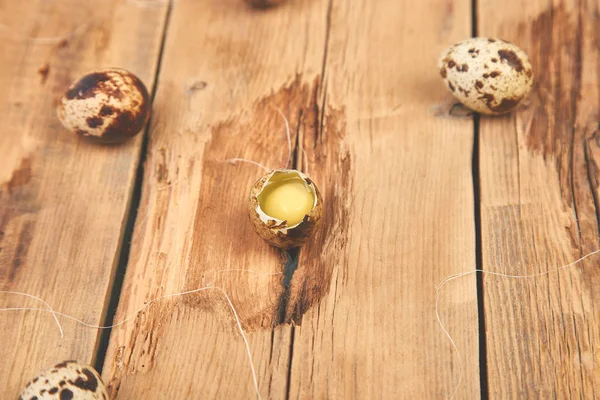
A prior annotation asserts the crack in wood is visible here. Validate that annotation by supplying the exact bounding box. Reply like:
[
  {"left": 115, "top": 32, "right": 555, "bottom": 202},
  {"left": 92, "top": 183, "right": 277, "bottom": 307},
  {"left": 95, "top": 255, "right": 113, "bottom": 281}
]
[
  {"left": 281, "top": 2, "right": 335, "bottom": 398},
  {"left": 565, "top": 6, "right": 593, "bottom": 394},
  {"left": 276, "top": 248, "right": 299, "bottom": 325},
  {"left": 95, "top": 0, "right": 174, "bottom": 383},
  {"left": 285, "top": 325, "right": 296, "bottom": 400},
  {"left": 583, "top": 135, "right": 600, "bottom": 240}
]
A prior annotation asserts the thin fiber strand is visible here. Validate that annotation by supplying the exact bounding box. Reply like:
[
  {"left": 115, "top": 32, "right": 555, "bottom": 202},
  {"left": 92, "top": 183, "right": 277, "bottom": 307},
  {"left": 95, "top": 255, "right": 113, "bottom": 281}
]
[
  {"left": 0, "top": 267, "right": 282, "bottom": 399},
  {"left": 273, "top": 107, "right": 292, "bottom": 169},
  {"left": 0, "top": 21, "right": 90, "bottom": 45},
  {"left": 224, "top": 158, "right": 270, "bottom": 172},
  {"left": 436, "top": 248, "right": 600, "bottom": 399},
  {"left": 0, "top": 291, "right": 63, "bottom": 338},
  {"left": 1, "top": 287, "right": 261, "bottom": 399}
]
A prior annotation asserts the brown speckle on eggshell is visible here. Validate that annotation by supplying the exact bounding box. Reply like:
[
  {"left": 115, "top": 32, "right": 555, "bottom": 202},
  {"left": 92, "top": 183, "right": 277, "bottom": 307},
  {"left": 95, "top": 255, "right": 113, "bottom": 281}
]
[
  {"left": 57, "top": 68, "right": 151, "bottom": 144},
  {"left": 248, "top": 169, "right": 323, "bottom": 250},
  {"left": 20, "top": 360, "right": 108, "bottom": 400},
  {"left": 438, "top": 37, "right": 534, "bottom": 115}
]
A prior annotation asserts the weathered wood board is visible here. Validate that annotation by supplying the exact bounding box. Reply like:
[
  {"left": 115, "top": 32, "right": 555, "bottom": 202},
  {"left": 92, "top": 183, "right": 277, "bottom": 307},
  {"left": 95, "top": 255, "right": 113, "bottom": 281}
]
[
  {"left": 478, "top": 0, "right": 600, "bottom": 397},
  {"left": 101, "top": 0, "right": 329, "bottom": 397},
  {"left": 0, "top": 0, "right": 167, "bottom": 396},
  {"left": 4, "top": 0, "right": 597, "bottom": 398},
  {"left": 102, "top": 0, "right": 480, "bottom": 399},
  {"left": 289, "top": 0, "right": 480, "bottom": 398}
]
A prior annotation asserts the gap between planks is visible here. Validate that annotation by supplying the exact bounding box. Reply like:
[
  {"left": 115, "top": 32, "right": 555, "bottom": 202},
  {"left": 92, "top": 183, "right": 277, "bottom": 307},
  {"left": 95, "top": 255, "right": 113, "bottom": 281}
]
[
  {"left": 280, "top": 1, "right": 334, "bottom": 396},
  {"left": 471, "top": 0, "right": 490, "bottom": 398},
  {"left": 93, "top": 0, "right": 176, "bottom": 373}
]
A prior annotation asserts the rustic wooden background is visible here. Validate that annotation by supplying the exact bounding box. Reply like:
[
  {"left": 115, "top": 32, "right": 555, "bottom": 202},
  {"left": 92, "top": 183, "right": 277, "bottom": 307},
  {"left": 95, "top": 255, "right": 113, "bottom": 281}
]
[{"left": 1, "top": 0, "right": 599, "bottom": 398}]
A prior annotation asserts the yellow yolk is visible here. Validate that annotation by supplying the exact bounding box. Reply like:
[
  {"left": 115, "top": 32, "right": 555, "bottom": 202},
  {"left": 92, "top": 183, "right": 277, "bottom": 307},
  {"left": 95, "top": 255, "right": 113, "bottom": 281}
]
[{"left": 260, "top": 177, "right": 315, "bottom": 226}]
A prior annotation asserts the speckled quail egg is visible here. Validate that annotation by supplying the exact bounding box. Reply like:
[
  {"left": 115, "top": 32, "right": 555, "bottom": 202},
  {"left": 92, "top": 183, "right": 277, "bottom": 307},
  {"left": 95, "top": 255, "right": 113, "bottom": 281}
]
[
  {"left": 57, "top": 68, "right": 151, "bottom": 144},
  {"left": 20, "top": 360, "right": 108, "bottom": 400},
  {"left": 438, "top": 37, "right": 534, "bottom": 115}
]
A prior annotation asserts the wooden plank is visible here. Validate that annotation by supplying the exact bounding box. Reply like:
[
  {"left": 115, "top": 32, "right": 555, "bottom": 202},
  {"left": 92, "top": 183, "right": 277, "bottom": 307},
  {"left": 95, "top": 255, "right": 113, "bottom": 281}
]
[
  {"left": 103, "top": 0, "right": 480, "bottom": 399},
  {"left": 0, "top": 0, "right": 168, "bottom": 396},
  {"left": 478, "top": 0, "right": 600, "bottom": 397},
  {"left": 288, "top": 0, "right": 480, "bottom": 398},
  {"left": 101, "top": 0, "right": 329, "bottom": 398}
]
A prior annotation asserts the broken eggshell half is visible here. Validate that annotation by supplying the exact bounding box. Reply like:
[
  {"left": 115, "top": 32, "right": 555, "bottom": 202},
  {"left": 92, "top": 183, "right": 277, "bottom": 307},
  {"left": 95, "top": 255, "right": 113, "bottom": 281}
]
[{"left": 248, "top": 169, "right": 322, "bottom": 250}]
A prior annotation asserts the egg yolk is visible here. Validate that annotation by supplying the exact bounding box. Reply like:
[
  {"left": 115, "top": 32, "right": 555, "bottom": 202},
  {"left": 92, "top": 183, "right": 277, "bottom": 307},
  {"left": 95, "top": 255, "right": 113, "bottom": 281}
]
[{"left": 260, "top": 177, "right": 315, "bottom": 226}]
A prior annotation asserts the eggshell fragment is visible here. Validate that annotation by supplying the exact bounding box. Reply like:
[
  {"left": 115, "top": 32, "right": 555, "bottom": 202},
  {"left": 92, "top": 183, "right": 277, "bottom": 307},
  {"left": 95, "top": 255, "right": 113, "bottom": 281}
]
[
  {"left": 438, "top": 37, "right": 534, "bottom": 115},
  {"left": 249, "top": 169, "right": 322, "bottom": 249},
  {"left": 20, "top": 360, "right": 108, "bottom": 400},
  {"left": 57, "top": 68, "right": 151, "bottom": 144}
]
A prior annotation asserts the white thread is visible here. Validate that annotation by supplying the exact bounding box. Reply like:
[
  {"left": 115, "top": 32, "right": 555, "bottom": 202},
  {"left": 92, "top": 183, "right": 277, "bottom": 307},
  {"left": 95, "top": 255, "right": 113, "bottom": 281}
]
[
  {"left": 0, "top": 291, "right": 63, "bottom": 338},
  {"left": 223, "top": 109, "right": 293, "bottom": 173},
  {"left": 436, "top": 248, "right": 600, "bottom": 399},
  {"left": 301, "top": 143, "right": 309, "bottom": 175},
  {"left": 217, "top": 287, "right": 261, "bottom": 400},
  {"left": 224, "top": 158, "right": 271, "bottom": 172},
  {"left": 273, "top": 107, "right": 292, "bottom": 169},
  {"left": 157, "top": 179, "right": 179, "bottom": 191},
  {"left": 0, "top": 267, "right": 281, "bottom": 399},
  {"left": 1, "top": 286, "right": 261, "bottom": 399},
  {"left": 0, "top": 21, "right": 90, "bottom": 45}
]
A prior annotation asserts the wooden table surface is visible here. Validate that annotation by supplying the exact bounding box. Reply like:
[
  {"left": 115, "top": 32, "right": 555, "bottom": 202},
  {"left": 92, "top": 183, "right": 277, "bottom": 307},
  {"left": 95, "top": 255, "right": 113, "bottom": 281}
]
[{"left": 1, "top": 0, "right": 599, "bottom": 398}]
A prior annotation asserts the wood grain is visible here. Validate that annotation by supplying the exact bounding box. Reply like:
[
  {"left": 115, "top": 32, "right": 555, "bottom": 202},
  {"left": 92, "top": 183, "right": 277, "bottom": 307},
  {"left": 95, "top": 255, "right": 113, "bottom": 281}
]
[
  {"left": 103, "top": 0, "right": 480, "bottom": 399},
  {"left": 290, "top": 0, "right": 480, "bottom": 398},
  {"left": 102, "top": 0, "right": 329, "bottom": 398},
  {"left": 0, "top": 0, "right": 167, "bottom": 396},
  {"left": 478, "top": 0, "right": 600, "bottom": 397}
]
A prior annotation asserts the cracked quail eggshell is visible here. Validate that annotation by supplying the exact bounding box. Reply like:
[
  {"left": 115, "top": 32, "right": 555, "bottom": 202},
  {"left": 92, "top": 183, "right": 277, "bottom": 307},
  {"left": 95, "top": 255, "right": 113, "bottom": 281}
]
[
  {"left": 57, "top": 68, "right": 151, "bottom": 144},
  {"left": 20, "top": 360, "right": 108, "bottom": 400},
  {"left": 248, "top": 169, "right": 323, "bottom": 250},
  {"left": 438, "top": 37, "right": 534, "bottom": 115}
]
